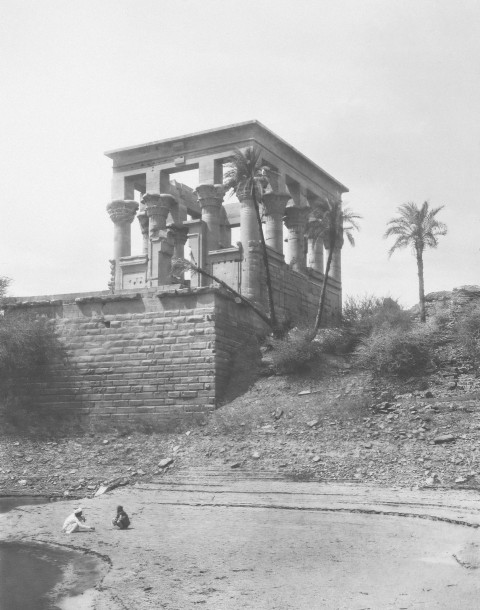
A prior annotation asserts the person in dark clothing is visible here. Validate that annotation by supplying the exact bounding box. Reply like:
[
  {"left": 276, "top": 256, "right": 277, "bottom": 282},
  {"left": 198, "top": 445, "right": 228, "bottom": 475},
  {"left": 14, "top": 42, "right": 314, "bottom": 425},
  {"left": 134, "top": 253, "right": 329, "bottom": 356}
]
[{"left": 112, "top": 505, "right": 130, "bottom": 529}]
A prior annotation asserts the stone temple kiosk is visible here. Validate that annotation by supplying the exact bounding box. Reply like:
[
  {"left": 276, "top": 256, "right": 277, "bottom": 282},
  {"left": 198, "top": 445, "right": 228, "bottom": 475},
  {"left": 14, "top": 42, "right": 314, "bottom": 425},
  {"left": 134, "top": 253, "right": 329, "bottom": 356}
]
[
  {"left": 105, "top": 121, "right": 348, "bottom": 325},
  {"left": 6, "top": 122, "right": 348, "bottom": 426}
]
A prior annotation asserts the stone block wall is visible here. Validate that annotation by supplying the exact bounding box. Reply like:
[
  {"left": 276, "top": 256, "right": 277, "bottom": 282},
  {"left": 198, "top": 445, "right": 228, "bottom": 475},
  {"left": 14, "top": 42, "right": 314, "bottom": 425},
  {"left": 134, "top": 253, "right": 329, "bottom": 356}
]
[
  {"left": 6, "top": 288, "right": 264, "bottom": 425},
  {"left": 262, "top": 250, "right": 341, "bottom": 327}
]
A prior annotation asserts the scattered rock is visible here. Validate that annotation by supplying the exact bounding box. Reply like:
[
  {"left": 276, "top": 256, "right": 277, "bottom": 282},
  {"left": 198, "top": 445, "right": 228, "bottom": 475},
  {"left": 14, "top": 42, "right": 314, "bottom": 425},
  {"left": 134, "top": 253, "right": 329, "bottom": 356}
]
[
  {"left": 298, "top": 390, "right": 311, "bottom": 396},
  {"left": 312, "top": 456, "right": 321, "bottom": 463},
  {"left": 273, "top": 408, "right": 284, "bottom": 420},
  {"left": 230, "top": 462, "right": 242, "bottom": 469},
  {"left": 424, "top": 391, "right": 434, "bottom": 398},
  {"left": 306, "top": 419, "right": 319, "bottom": 428},
  {"left": 434, "top": 434, "right": 456, "bottom": 444},
  {"left": 251, "top": 451, "right": 260, "bottom": 460},
  {"left": 159, "top": 458, "right": 174, "bottom": 468},
  {"left": 18, "top": 479, "right": 27, "bottom": 486},
  {"left": 102, "top": 439, "right": 109, "bottom": 445}
]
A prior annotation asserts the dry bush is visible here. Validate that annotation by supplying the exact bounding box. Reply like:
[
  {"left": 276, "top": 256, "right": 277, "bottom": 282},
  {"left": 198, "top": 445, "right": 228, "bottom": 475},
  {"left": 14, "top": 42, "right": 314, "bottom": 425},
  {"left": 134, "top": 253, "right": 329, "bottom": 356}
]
[
  {"left": 269, "top": 330, "right": 322, "bottom": 375},
  {"left": 0, "top": 313, "right": 66, "bottom": 406},
  {"left": 455, "top": 305, "right": 480, "bottom": 371},
  {"left": 354, "top": 323, "right": 434, "bottom": 377},
  {"left": 340, "top": 294, "right": 412, "bottom": 353}
]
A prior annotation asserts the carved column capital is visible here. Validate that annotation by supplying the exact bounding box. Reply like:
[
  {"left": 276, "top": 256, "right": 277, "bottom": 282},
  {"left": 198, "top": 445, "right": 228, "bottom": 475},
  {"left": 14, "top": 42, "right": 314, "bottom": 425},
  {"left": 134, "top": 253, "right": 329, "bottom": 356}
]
[
  {"left": 167, "top": 223, "right": 189, "bottom": 246},
  {"left": 194, "top": 184, "right": 224, "bottom": 207},
  {"left": 106, "top": 199, "right": 138, "bottom": 224},
  {"left": 261, "top": 191, "right": 291, "bottom": 218},
  {"left": 283, "top": 205, "right": 310, "bottom": 231},
  {"left": 143, "top": 192, "right": 175, "bottom": 238}
]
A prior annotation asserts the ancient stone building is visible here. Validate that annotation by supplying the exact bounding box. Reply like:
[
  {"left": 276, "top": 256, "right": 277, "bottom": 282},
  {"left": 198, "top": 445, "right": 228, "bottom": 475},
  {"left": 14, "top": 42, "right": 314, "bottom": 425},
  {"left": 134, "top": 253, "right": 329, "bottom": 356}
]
[{"left": 6, "top": 122, "right": 348, "bottom": 425}]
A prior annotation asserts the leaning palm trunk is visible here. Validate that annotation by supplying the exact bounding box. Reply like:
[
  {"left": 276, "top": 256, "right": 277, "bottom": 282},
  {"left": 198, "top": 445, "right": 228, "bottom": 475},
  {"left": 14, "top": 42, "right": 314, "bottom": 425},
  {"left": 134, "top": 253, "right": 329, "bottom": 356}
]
[
  {"left": 173, "top": 258, "right": 273, "bottom": 329},
  {"left": 313, "top": 242, "right": 335, "bottom": 335},
  {"left": 252, "top": 189, "right": 278, "bottom": 334},
  {"left": 416, "top": 249, "right": 426, "bottom": 323}
]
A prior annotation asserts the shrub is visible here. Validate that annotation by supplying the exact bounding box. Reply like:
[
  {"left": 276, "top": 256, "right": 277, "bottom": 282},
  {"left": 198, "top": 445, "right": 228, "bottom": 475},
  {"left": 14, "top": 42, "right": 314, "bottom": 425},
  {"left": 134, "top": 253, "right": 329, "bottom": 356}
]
[
  {"left": 455, "top": 305, "right": 480, "bottom": 371},
  {"left": 340, "top": 294, "right": 413, "bottom": 352},
  {"left": 314, "top": 328, "right": 347, "bottom": 354},
  {"left": 269, "top": 329, "right": 321, "bottom": 375},
  {"left": 0, "top": 312, "right": 66, "bottom": 403},
  {"left": 354, "top": 323, "right": 434, "bottom": 377}
]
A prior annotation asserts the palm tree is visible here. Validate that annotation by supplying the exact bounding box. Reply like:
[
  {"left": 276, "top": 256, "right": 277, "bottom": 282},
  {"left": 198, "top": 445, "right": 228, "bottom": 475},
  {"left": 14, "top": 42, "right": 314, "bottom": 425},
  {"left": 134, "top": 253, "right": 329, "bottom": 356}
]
[
  {"left": 312, "top": 199, "right": 361, "bottom": 334},
  {"left": 385, "top": 201, "right": 447, "bottom": 322},
  {"left": 223, "top": 147, "right": 279, "bottom": 333}
]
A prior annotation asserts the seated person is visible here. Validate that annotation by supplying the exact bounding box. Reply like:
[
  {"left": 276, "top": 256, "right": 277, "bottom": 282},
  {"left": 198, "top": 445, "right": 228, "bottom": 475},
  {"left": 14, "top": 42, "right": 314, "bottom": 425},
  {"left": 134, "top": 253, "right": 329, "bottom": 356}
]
[
  {"left": 112, "top": 505, "right": 130, "bottom": 529},
  {"left": 62, "top": 507, "right": 95, "bottom": 534}
]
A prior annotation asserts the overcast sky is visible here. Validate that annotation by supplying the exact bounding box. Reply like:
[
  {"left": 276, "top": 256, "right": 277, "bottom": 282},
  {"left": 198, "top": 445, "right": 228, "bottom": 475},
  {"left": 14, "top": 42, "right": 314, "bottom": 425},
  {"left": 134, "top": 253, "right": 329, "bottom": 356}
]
[{"left": 1, "top": 0, "right": 479, "bottom": 307}]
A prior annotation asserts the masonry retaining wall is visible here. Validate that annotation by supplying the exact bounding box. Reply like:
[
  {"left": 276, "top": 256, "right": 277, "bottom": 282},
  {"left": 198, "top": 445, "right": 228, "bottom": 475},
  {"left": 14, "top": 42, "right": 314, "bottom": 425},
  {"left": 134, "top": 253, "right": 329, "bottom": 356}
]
[{"left": 5, "top": 288, "right": 266, "bottom": 425}]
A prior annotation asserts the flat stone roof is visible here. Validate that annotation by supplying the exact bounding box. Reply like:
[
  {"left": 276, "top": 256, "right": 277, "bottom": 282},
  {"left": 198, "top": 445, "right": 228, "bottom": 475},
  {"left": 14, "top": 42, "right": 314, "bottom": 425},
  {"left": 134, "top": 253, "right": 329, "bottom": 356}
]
[{"left": 105, "top": 120, "right": 348, "bottom": 194}]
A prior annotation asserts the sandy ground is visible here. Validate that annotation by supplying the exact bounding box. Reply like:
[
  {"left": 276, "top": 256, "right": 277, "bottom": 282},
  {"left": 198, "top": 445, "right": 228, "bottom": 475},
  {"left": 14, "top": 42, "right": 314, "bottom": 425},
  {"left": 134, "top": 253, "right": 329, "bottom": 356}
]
[{"left": 2, "top": 473, "right": 480, "bottom": 609}]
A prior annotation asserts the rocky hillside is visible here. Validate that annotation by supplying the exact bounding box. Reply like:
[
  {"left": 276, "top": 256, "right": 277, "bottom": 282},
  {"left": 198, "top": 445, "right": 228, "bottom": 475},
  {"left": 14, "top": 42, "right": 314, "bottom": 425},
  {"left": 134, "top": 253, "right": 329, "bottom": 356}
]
[{"left": 2, "top": 286, "right": 480, "bottom": 498}]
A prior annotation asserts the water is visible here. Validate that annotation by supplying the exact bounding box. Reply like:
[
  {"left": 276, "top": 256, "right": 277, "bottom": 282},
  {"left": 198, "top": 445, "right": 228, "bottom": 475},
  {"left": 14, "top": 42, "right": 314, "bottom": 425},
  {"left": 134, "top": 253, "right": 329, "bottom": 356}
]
[
  {"left": 0, "top": 495, "right": 52, "bottom": 513},
  {"left": 0, "top": 541, "right": 65, "bottom": 609},
  {"left": 0, "top": 498, "right": 105, "bottom": 610}
]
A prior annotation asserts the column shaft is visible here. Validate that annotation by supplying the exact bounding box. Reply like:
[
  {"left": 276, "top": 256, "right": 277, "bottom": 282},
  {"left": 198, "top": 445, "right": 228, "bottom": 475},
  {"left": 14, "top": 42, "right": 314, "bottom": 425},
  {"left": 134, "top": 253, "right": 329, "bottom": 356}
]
[
  {"left": 284, "top": 206, "right": 309, "bottom": 273},
  {"left": 262, "top": 192, "right": 290, "bottom": 254},
  {"left": 195, "top": 184, "right": 224, "bottom": 252},
  {"left": 106, "top": 199, "right": 139, "bottom": 290},
  {"left": 238, "top": 187, "right": 261, "bottom": 302}
]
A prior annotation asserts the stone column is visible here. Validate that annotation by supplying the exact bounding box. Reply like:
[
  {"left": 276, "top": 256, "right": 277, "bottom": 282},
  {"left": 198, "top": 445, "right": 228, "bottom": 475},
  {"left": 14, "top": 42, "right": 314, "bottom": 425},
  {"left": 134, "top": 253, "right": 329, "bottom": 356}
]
[
  {"left": 284, "top": 206, "right": 309, "bottom": 273},
  {"left": 237, "top": 184, "right": 261, "bottom": 302},
  {"left": 106, "top": 199, "right": 139, "bottom": 290},
  {"left": 168, "top": 223, "right": 189, "bottom": 260},
  {"left": 136, "top": 198, "right": 149, "bottom": 255},
  {"left": 167, "top": 223, "right": 190, "bottom": 282},
  {"left": 306, "top": 218, "right": 324, "bottom": 273},
  {"left": 195, "top": 184, "right": 224, "bottom": 253},
  {"left": 199, "top": 158, "right": 223, "bottom": 185},
  {"left": 143, "top": 193, "right": 173, "bottom": 238},
  {"left": 261, "top": 191, "right": 290, "bottom": 254},
  {"left": 331, "top": 247, "right": 342, "bottom": 282},
  {"left": 219, "top": 206, "right": 232, "bottom": 248},
  {"left": 143, "top": 193, "right": 175, "bottom": 286}
]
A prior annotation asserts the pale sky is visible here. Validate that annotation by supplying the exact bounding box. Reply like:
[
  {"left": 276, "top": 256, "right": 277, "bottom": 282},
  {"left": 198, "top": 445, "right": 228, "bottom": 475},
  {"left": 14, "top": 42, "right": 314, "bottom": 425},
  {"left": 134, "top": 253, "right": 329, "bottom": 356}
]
[{"left": 1, "top": 0, "right": 479, "bottom": 307}]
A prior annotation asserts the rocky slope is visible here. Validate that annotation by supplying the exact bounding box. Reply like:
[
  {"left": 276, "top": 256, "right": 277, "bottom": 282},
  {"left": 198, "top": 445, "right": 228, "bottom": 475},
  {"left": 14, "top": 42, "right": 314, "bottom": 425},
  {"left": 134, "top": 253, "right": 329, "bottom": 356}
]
[{"left": 3, "top": 285, "right": 480, "bottom": 498}]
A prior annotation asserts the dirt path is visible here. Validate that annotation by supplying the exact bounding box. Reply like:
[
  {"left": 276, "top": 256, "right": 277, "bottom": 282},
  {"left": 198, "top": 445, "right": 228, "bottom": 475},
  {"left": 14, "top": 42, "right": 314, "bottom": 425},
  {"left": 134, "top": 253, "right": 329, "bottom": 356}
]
[{"left": 2, "top": 473, "right": 480, "bottom": 609}]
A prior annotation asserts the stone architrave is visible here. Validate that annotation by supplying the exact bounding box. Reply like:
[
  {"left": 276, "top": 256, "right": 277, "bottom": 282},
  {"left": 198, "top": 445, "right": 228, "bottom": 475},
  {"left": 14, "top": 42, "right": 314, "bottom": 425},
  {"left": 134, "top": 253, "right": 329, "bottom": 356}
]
[
  {"left": 194, "top": 184, "right": 224, "bottom": 253},
  {"left": 306, "top": 217, "right": 324, "bottom": 273},
  {"left": 284, "top": 206, "right": 310, "bottom": 273},
  {"left": 106, "top": 199, "right": 139, "bottom": 290},
  {"left": 237, "top": 184, "right": 261, "bottom": 302},
  {"left": 261, "top": 191, "right": 290, "bottom": 254}
]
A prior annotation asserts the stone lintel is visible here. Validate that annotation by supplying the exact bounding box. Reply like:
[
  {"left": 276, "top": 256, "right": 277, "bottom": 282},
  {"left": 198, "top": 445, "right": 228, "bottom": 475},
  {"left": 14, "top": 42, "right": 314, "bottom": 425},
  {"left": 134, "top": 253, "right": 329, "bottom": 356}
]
[
  {"left": 75, "top": 293, "right": 142, "bottom": 305},
  {"left": 119, "top": 254, "right": 148, "bottom": 267},
  {"left": 208, "top": 246, "right": 242, "bottom": 263}
]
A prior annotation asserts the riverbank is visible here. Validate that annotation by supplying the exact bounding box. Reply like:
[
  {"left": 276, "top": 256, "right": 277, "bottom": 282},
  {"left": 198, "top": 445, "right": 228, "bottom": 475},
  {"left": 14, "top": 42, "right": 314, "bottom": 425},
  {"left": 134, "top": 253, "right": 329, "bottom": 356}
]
[{"left": 2, "top": 475, "right": 480, "bottom": 609}]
